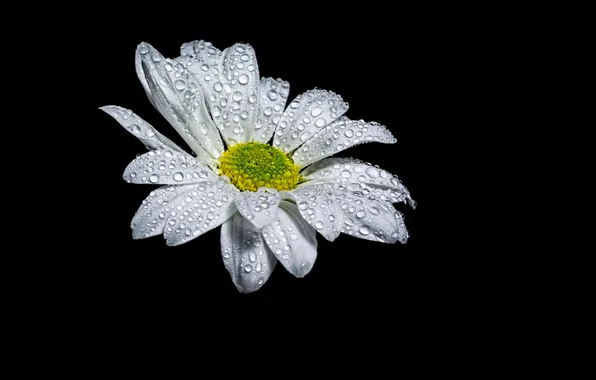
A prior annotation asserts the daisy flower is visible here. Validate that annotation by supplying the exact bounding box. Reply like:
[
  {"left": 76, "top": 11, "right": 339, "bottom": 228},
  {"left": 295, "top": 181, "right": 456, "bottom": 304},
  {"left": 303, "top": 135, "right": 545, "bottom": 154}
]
[{"left": 101, "top": 40, "right": 416, "bottom": 293}]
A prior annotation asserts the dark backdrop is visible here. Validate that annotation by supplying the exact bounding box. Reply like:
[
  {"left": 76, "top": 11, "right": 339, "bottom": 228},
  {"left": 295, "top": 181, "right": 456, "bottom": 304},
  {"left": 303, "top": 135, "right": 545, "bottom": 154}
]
[{"left": 5, "top": 16, "right": 458, "bottom": 322}]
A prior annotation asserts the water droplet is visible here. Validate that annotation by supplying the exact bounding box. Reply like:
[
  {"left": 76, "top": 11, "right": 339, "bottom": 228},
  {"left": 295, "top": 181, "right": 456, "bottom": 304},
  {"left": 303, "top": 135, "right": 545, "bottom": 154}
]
[
  {"left": 130, "top": 172, "right": 137, "bottom": 178},
  {"left": 315, "top": 221, "right": 324, "bottom": 230},
  {"left": 146, "top": 130, "right": 155, "bottom": 137},
  {"left": 356, "top": 210, "right": 366, "bottom": 219},
  {"left": 366, "top": 167, "right": 380, "bottom": 178},
  {"left": 213, "top": 82, "right": 223, "bottom": 92},
  {"left": 185, "top": 228, "right": 192, "bottom": 236},
  {"left": 290, "top": 233, "right": 299, "bottom": 241},
  {"left": 164, "top": 62, "right": 173, "bottom": 71},
  {"left": 370, "top": 207, "right": 380, "bottom": 215},
  {"left": 328, "top": 215, "right": 336, "bottom": 222},
  {"left": 212, "top": 106, "right": 222, "bottom": 117},
  {"left": 173, "top": 172, "right": 183, "bottom": 182},
  {"left": 359, "top": 226, "right": 370, "bottom": 235},
  {"left": 267, "top": 90, "right": 278, "bottom": 101},
  {"left": 174, "top": 80, "right": 186, "bottom": 90},
  {"left": 249, "top": 252, "right": 257, "bottom": 262},
  {"left": 298, "top": 201, "right": 308, "bottom": 210},
  {"left": 315, "top": 118, "right": 326, "bottom": 127},
  {"left": 341, "top": 170, "right": 351, "bottom": 178},
  {"left": 149, "top": 174, "right": 159, "bottom": 183},
  {"left": 132, "top": 125, "right": 141, "bottom": 134},
  {"left": 310, "top": 106, "right": 323, "bottom": 117},
  {"left": 232, "top": 91, "right": 243, "bottom": 101},
  {"left": 290, "top": 101, "right": 300, "bottom": 109},
  {"left": 139, "top": 44, "right": 149, "bottom": 54},
  {"left": 390, "top": 177, "right": 399, "bottom": 186},
  {"left": 244, "top": 265, "right": 252, "bottom": 273},
  {"left": 344, "top": 129, "right": 354, "bottom": 138},
  {"left": 238, "top": 74, "right": 249, "bottom": 84},
  {"left": 240, "top": 54, "right": 250, "bottom": 62},
  {"left": 233, "top": 126, "right": 242, "bottom": 134},
  {"left": 240, "top": 111, "right": 249, "bottom": 120}
]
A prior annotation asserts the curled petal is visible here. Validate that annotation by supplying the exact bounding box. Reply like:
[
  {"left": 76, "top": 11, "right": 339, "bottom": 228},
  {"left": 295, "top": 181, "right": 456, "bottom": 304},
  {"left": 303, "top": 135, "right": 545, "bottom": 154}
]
[
  {"left": 179, "top": 43, "right": 260, "bottom": 146},
  {"left": 292, "top": 117, "right": 397, "bottom": 168},
  {"left": 164, "top": 180, "right": 238, "bottom": 246},
  {"left": 262, "top": 201, "right": 318, "bottom": 278},
  {"left": 234, "top": 188, "right": 280, "bottom": 229},
  {"left": 136, "top": 42, "right": 223, "bottom": 161},
  {"left": 273, "top": 89, "right": 348, "bottom": 153},
  {"left": 100, "top": 106, "right": 185, "bottom": 154},
  {"left": 131, "top": 185, "right": 195, "bottom": 239},
  {"left": 337, "top": 182, "right": 408, "bottom": 244},
  {"left": 301, "top": 157, "right": 415, "bottom": 208},
  {"left": 123, "top": 150, "right": 216, "bottom": 185},
  {"left": 283, "top": 182, "right": 344, "bottom": 242},
  {"left": 253, "top": 78, "right": 290, "bottom": 143},
  {"left": 220, "top": 213, "right": 277, "bottom": 293}
]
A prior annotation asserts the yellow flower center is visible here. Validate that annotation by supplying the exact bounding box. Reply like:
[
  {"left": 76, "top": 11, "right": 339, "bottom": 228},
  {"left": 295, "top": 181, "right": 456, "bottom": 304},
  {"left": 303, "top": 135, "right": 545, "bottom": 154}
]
[{"left": 218, "top": 142, "right": 302, "bottom": 192}]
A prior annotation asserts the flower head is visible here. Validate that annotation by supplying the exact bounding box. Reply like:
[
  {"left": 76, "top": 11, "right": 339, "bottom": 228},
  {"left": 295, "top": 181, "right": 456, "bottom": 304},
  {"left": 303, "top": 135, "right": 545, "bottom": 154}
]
[{"left": 101, "top": 40, "right": 415, "bottom": 293}]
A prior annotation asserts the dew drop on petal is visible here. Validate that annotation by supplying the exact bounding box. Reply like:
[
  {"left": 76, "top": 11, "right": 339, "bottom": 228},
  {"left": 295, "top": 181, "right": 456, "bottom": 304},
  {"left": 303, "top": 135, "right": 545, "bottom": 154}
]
[
  {"left": 315, "top": 221, "right": 324, "bottom": 230},
  {"left": 238, "top": 74, "right": 249, "bottom": 84},
  {"left": 149, "top": 174, "right": 159, "bottom": 183},
  {"left": 173, "top": 172, "right": 184, "bottom": 182}
]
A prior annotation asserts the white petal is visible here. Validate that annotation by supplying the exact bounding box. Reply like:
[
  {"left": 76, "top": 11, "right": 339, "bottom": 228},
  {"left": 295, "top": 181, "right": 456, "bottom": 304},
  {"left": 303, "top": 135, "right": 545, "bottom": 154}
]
[
  {"left": 220, "top": 213, "right": 277, "bottom": 293},
  {"left": 123, "top": 150, "right": 216, "bottom": 185},
  {"left": 292, "top": 117, "right": 397, "bottom": 168},
  {"left": 262, "top": 201, "right": 318, "bottom": 278},
  {"left": 131, "top": 185, "right": 195, "bottom": 239},
  {"left": 301, "top": 157, "right": 415, "bottom": 208},
  {"left": 273, "top": 89, "right": 348, "bottom": 153},
  {"left": 253, "top": 78, "right": 290, "bottom": 143},
  {"left": 164, "top": 180, "right": 238, "bottom": 246},
  {"left": 234, "top": 188, "right": 280, "bottom": 229},
  {"left": 179, "top": 43, "right": 260, "bottom": 146},
  {"left": 136, "top": 42, "right": 223, "bottom": 161},
  {"left": 283, "top": 182, "right": 344, "bottom": 242},
  {"left": 336, "top": 182, "right": 408, "bottom": 244},
  {"left": 100, "top": 106, "right": 185, "bottom": 154}
]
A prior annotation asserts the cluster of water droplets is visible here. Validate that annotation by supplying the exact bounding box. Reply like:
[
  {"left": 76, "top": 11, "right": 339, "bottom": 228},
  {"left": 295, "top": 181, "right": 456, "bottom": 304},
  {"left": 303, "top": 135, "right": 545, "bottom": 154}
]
[
  {"left": 124, "top": 150, "right": 215, "bottom": 185},
  {"left": 234, "top": 188, "right": 280, "bottom": 229},
  {"left": 131, "top": 185, "right": 196, "bottom": 239},
  {"left": 292, "top": 117, "right": 397, "bottom": 168},
  {"left": 301, "top": 157, "right": 415, "bottom": 207},
  {"left": 221, "top": 214, "right": 276, "bottom": 293},
  {"left": 163, "top": 180, "right": 238, "bottom": 246},
  {"left": 176, "top": 41, "right": 260, "bottom": 146},
  {"left": 253, "top": 78, "right": 290, "bottom": 143},
  {"left": 288, "top": 179, "right": 408, "bottom": 244},
  {"left": 260, "top": 202, "right": 317, "bottom": 278},
  {"left": 273, "top": 89, "right": 348, "bottom": 153}
]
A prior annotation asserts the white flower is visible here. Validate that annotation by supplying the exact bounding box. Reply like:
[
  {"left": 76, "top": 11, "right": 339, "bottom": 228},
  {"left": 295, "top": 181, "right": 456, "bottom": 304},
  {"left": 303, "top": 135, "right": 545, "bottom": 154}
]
[{"left": 100, "top": 40, "right": 416, "bottom": 293}]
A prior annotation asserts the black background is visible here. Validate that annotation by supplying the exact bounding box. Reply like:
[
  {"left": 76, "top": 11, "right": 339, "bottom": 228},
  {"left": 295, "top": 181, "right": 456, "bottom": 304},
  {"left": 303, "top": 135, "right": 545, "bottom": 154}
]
[{"left": 4, "top": 13, "right": 462, "bottom": 322}]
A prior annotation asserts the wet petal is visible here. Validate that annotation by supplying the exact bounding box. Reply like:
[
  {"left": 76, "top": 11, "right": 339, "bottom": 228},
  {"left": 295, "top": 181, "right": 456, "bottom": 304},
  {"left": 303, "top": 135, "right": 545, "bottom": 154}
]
[
  {"left": 164, "top": 180, "right": 238, "bottom": 246},
  {"left": 123, "top": 150, "right": 216, "bottom": 185},
  {"left": 301, "top": 157, "right": 415, "bottom": 208},
  {"left": 283, "top": 182, "right": 344, "bottom": 242},
  {"left": 136, "top": 42, "right": 223, "bottom": 161},
  {"left": 292, "top": 117, "right": 397, "bottom": 168},
  {"left": 253, "top": 78, "right": 290, "bottom": 143},
  {"left": 100, "top": 106, "right": 185, "bottom": 154},
  {"left": 131, "top": 185, "right": 195, "bottom": 239},
  {"left": 262, "top": 201, "right": 318, "bottom": 278},
  {"left": 234, "top": 188, "right": 280, "bottom": 229},
  {"left": 220, "top": 213, "right": 277, "bottom": 293},
  {"left": 273, "top": 89, "right": 348, "bottom": 153},
  {"left": 336, "top": 182, "right": 408, "bottom": 244},
  {"left": 179, "top": 40, "right": 222, "bottom": 67},
  {"left": 179, "top": 43, "right": 260, "bottom": 146}
]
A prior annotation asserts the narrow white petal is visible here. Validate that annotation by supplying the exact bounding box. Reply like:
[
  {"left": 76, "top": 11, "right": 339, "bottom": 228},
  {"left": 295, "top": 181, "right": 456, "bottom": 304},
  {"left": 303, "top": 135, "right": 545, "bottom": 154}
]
[
  {"left": 100, "top": 106, "right": 185, "bottom": 154},
  {"left": 178, "top": 43, "right": 260, "bottom": 147},
  {"left": 301, "top": 157, "right": 415, "bottom": 208},
  {"left": 220, "top": 213, "right": 277, "bottom": 293},
  {"left": 164, "top": 180, "right": 238, "bottom": 246},
  {"left": 136, "top": 42, "right": 224, "bottom": 161},
  {"left": 123, "top": 150, "right": 216, "bottom": 185},
  {"left": 292, "top": 117, "right": 397, "bottom": 168},
  {"left": 262, "top": 201, "right": 318, "bottom": 278},
  {"left": 234, "top": 188, "right": 280, "bottom": 229},
  {"left": 273, "top": 89, "right": 348, "bottom": 153},
  {"left": 284, "top": 182, "right": 344, "bottom": 242},
  {"left": 131, "top": 185, "right": 195, "bottom": 239},
  {"left": 253, "top": 78, "right": 290, "bottom": 143}
]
